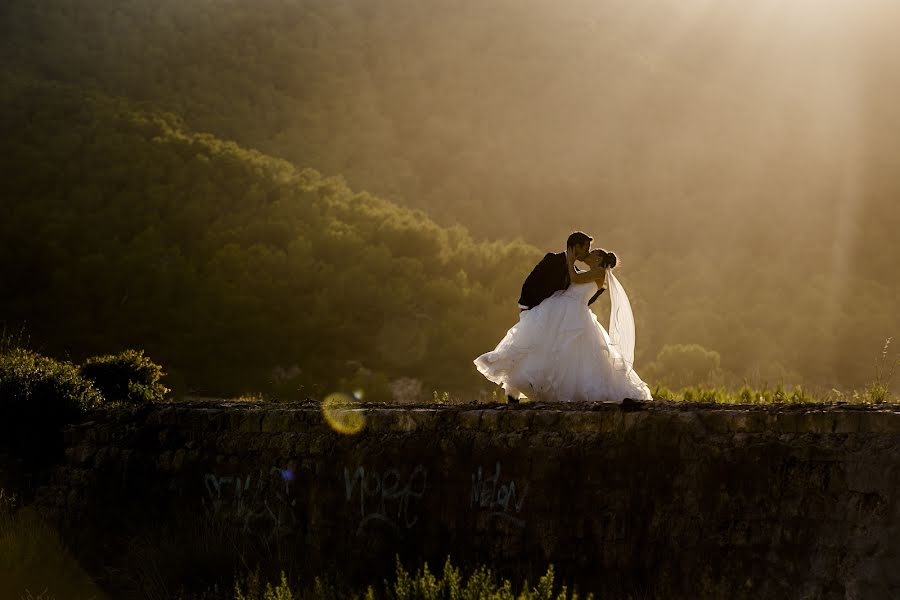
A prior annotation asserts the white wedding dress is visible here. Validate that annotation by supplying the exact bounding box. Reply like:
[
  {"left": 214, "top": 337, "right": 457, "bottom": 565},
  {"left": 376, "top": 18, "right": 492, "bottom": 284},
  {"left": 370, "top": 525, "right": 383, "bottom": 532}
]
[{"left": 474, "top": 270, "right": 653, "bottom": 403}]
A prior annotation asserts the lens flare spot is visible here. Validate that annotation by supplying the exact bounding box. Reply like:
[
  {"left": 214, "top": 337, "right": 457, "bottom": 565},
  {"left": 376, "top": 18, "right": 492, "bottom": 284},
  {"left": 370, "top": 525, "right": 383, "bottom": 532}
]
[{"left": 321, "top": 393, "right": 366, "bottom": 435}]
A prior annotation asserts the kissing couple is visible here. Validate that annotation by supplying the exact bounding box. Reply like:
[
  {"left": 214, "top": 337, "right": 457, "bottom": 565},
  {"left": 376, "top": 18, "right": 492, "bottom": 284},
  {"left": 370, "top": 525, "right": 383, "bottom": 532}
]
[{"left": 474, "top": 231, "right": 653, "bottom": 404}]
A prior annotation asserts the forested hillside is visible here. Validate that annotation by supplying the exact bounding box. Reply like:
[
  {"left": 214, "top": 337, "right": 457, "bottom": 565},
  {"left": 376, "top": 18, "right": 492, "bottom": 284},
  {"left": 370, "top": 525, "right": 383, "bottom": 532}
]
[
  {"left": 1, "top": 0, "right": 898, "bottom": 391},
  {"left": 0, "top": 76, "right": 539, "bottom": 397},
  {"left": 3, "top": 0, "right": 899, "bottom": 239}
]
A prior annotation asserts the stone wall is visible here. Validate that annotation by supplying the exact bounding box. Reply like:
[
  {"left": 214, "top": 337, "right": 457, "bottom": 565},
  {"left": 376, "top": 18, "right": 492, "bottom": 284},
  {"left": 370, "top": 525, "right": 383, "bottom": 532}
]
[{"left": 29, "top": 401, "right": 900, "bottom": 599}]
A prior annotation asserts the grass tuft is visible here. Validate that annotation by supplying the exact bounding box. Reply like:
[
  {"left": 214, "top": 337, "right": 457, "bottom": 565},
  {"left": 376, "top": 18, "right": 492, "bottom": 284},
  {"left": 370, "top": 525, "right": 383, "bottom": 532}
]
[{"left": 176, "top": 556, "right": 589, "bottom": 600}]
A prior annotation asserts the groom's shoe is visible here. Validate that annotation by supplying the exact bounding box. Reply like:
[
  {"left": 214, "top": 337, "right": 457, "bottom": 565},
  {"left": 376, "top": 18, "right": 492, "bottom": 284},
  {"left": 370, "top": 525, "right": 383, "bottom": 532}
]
[{"left": 507, "top": 395, "right": 520, "bottom": 406}]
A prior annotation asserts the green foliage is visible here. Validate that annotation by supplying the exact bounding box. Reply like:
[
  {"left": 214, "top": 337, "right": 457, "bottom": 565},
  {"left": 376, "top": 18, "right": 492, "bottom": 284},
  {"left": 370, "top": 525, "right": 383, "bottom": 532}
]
[
  {"left": 265, "top": 574, "right": 296, "bottom": 600},
  {"left": 2, "top": 0, "right": 899, "bottom": 394},
  {"left": 0, "top": 76, "right": 538, "bottom": 398},
  {"left": 864, "top": 382, "right": 889, "bottom": 404},
  {"left": 182, "top": 557, "right": 588, "bottom": 600},
  {"left": 0, "top": 326, "right": 30, "bottom": 354},
  {"left": 654, "top": 383, "right": 820, "bottom": 405},
  {"left": 0, "top": 348, "right": 102, "bottom": 424},
  {"left": 79, "top": 349, "right": 169, "bottom": 404},
  {"left": 2, "top": 0, "right": 899, "bottom": 396},
  {"left": 647, "top": 344, "right": 722, "bottom": 389},
  {"left": 869, "top": 337, "right": 900, "bottom": 403},
  {"left": 0, "top": 347, "right": 102, "bottom": 464},
  {"left": 383, "top": 558, "right": 582, "bottom": 600},
  {"left": 234, "top": 571, "right": 295, "bottom": 600}
]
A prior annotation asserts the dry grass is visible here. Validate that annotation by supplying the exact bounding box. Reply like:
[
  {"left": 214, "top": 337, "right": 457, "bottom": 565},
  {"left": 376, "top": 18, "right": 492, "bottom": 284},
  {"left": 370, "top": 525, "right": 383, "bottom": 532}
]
[{"left": 0, "top": 490, "right": 106, "bottom": 600}]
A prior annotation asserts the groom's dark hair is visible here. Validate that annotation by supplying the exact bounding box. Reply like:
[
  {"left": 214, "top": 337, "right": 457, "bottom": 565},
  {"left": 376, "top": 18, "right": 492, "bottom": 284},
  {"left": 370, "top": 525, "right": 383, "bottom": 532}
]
[{"left": 566, "top": 231, "right": 592, "bottom": 248}]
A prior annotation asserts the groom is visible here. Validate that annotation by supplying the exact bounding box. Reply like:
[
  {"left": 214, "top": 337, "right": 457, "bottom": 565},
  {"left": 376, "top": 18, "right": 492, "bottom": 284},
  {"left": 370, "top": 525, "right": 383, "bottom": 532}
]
[
  {"left": 507, "top": 231, "right": 606, "bottom": 403},
  {"left": 517, "top": 231, "right": 605, "bottom": 311}
]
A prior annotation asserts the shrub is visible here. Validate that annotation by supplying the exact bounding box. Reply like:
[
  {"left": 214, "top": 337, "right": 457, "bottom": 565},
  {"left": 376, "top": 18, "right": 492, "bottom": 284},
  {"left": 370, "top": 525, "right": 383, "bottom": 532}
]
[
  {"left": 0, "top": 348, "right": 101, "bottom": 423},
  {"left": 648, "top": 344, "right": 722, "bottom": 389},
  {"left": 865, "top": 382, "right": 889, "bottom": 404},
  {"left": 0, "top": 348, "right": 101, "bottom": 462},
  {"left": 80, "top": 349, "right": 169, "bottom": 404}
]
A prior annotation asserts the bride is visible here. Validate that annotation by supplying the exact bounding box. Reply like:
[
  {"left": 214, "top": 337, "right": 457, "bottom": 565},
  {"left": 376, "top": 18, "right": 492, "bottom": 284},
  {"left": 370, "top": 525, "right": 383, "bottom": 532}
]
[{"left": 474, "top": 249, "right": 653, "bottom": 403}]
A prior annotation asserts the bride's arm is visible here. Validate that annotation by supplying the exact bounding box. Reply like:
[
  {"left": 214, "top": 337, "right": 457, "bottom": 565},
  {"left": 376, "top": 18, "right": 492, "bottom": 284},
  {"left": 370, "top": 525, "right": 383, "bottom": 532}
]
[{"left": 567, "top": 252, "right": 607, "bottom": 285}]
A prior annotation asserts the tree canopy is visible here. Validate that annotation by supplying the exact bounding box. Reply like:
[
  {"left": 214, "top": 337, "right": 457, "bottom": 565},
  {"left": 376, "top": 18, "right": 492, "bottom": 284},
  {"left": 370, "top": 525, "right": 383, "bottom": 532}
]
[
  {"left": 2, "top": 0, "right": 899, "bottom": 393},
  {"left": 0, "top": 76, "right": 539, "bottom": 397}
]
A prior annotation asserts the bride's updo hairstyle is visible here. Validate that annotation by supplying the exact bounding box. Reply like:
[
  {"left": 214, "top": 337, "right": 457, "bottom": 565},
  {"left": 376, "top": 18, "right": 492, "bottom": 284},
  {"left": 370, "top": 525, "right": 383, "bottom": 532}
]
[
  {"left": 604, "top": 251, "right": 618, "bottom": 269},
  {"left": 590, "top": 249, "right": 617, "bottom": 269}
]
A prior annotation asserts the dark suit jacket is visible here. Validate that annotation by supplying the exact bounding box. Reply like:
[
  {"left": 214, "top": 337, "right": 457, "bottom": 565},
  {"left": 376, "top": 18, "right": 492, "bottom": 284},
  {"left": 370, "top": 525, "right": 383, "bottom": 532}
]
[{"left": 518, "top": 251, "right": 604, "bottom": 310}]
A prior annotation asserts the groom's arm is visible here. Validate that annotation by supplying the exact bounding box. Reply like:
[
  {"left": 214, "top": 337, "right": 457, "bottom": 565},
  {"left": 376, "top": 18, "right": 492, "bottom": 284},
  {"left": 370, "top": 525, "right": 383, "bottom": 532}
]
[
  {"left": 587, "top": 288, "right": 605, "bottom": 306},
  {"left": 518, "top": 253, "right": 557, "bottom": 308}
]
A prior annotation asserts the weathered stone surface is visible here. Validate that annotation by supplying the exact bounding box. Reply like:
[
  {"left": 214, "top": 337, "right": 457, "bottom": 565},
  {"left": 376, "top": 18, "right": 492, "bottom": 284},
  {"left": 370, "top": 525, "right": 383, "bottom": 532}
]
[{"left": 23, "top": 401, "right": 900, "bottom": 599}]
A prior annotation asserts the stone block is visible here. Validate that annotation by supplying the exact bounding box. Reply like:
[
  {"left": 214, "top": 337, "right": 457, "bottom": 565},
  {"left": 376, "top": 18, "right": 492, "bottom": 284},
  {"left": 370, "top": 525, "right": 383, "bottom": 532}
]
[
  {"left": 156, "top": 450, "right": 173, "bottom": 471},
  {"left": 359, "top": 408, "right": 394, "bottom": 433},
  {"left": 478, "top": 410, "right": 504, "bottom": 432},
  {"left": 798, "top": 412, "right": 839, "bottom": 434},
  {"left": 199, "top": 408, "right": 227, "bottom": 432},
  {"left": 529, "top": 411, "right": 562, "bottom": 429},
  {"left": 261, "top": 411, "right": 292, "bottom": 433},
  {"left": 407, "top": 409, "right": 442, "bottom": 432},
  {"left": 496, "top": 432, "right": 525, "bottom": 449},
  {"left": 503, "top": 410, "right": 533, "bottom": 431},
  {"left": 531, "top": 431, "right": 566, "bottom": 448},
  {"left": 557, "top": 411, "right": 606, "bottom": 433},
  {"left": 238, "top": 413, "right": 263, "bottom": 433},
  {"left": 386, "top": 411, "right": 418, "bottom": 432},
  {"left": 291, "top": 437, "right": 311, "bottom": 456},
  {"left": 695, "top": 411, "right": 731, "bottom": 434},
  {"left": 93, "top": 447, "right": 110, "bottom": 467},
  {"left": 143, "top": 410, "right": 165, "bottom": 426},
  {"left": 154, "top": 406, "right": 180, "bottom": 426},
  {"left": 857, "top": 411, "right": 900, "bottom": 434},
  {"left": 171, "top": 448, "right": 186, "bottom": 470},
  {"left": 601, "top": 411, "right": 624, "bottom": 433},
  {"left": 471, "top": 432, "right": 495, "bottom": 453},
  {"left": 622, "top": 410, "right": 649, "bottom": 432},
  {"left": 456, "top": 410, "right": 483, "bottom": 430},
  {"left": 772, "top": 412, "right": 804, "bottom": 433},
  {"left": 263, "top": 433, "right": 294, "bottom": 455},
  {"left": 727, "top": 412, "right": 769, "bottom": 433},
  {"left": 832, "top": 413, "right": 861, "bottom": 434},
  {"left": 307, "top": 434, "right": 331, "bottom": 456},
  {"left": 69, "top": 445, "right": 95, "bottom": 466},
  {"left": 845, "top": 462, "right": 895, "bottom": 494}
]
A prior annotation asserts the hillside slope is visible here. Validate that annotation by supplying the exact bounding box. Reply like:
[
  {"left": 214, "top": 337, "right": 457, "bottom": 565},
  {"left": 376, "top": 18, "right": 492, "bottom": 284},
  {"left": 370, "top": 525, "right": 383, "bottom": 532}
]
[{"left": 0, "top": 75, "right": 538, "bottom": 396}]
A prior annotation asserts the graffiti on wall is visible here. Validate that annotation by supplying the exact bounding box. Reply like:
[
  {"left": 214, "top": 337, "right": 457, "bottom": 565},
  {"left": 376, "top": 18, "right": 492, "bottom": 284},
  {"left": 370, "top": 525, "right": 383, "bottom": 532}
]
[
  {"left": 471, "top": 462, "right": 528, "bottom": 527},
  {"left": 343, "top": 464, "right": 428, "bottom": 534},
  {"left": 203, "top": 466, "right": 297, "bottom": 539}
]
